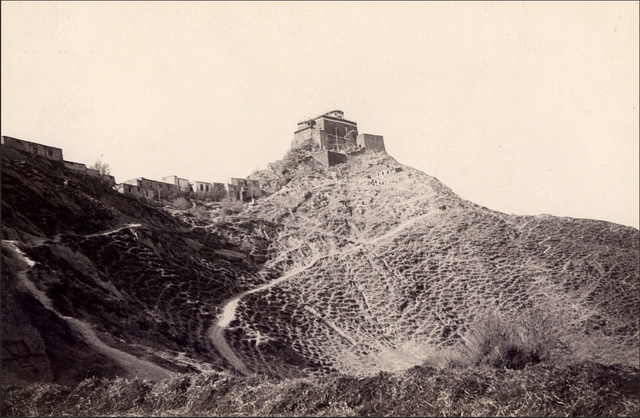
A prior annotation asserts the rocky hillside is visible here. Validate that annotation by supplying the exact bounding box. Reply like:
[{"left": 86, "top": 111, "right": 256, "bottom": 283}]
[
  {"left": 233, "top": 141, "right": 639, "bottom": 377},
  {"left": 1, "top": 139, "right": 638, "bottom": 386}
]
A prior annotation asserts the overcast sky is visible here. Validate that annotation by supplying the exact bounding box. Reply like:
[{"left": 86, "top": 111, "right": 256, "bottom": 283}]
[{"left": 2, "top": 2, "right": 638, "bottom": 228}]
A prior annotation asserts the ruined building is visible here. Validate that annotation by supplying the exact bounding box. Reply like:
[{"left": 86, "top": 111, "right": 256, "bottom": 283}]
[
  {"left": 161, "top": 175, "right": 191, "bottom": 193},
  {"left": 229, "top": 178, "right": 262, "bottom": 201},
  {"left": 1, "top": 136, "right": 115, "bottom": 185},
  {"left": 122, "top": 177, "right": 181, "bottom": 200},
  {"left": 293, "top": 110, "right": 359, "bottom": 152},
  {"left": 292, "top": 111, "right": 386, "bottom": 167},
  {"left": 118, "top": 176, "right": 262, "bottom": 203},
  {"left": 1, "top": 134, "right": 262, "bottom": 204},
  {"left": 1, "top": 136, "right": 63, "bottom": 161}
]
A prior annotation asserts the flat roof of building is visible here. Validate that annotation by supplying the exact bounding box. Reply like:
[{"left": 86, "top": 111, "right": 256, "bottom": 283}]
[{"left": 2, "top": 136, "right": 63, "bottom": 151}]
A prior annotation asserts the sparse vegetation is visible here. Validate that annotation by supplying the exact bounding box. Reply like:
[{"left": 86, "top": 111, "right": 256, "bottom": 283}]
[
  {"left": 446, "top": 308, "right": 570, "bottom": 370},
  {"left": 89, "top": 159, "right": 110, "bottom": 176},
  {"left": 172, "top": 197, "right": 192, "bottom": 210},
  {"left": 220, "top": 197, "right": 243, "bottom": 217},
  {"left": 191, "top": 203, "right": 210, "bottom": 221}
]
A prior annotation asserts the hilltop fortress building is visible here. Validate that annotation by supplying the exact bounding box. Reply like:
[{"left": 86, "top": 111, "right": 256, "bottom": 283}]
[
  {"left": 293, "top": 110, "right": 359, "bottom": 152},
  {"left": 293, "top": 110, "right": 385, "bottom": 167}
]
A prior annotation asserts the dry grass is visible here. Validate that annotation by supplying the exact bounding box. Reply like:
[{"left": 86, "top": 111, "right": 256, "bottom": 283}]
[
  {"left": 445, "top": 307, "right": 571, "bottom": 370},
  {"left": 220, "top": 198, "right": 244, "bottom": 218},
  {"left": 2, "top": 361, "right": 638, "bottom": 417},
  {"left": 171, "top": 197, "right": 192, "bottom": 210}
]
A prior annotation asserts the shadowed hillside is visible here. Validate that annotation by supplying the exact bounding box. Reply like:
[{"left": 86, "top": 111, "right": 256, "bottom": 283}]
[{"left": 1, "top": 149, "right": 275, "bottom": 384}]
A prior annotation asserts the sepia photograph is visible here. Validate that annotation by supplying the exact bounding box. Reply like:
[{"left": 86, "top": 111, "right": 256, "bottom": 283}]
[{"left": 1, "top": 2, "right": 638, "bottom": 416}]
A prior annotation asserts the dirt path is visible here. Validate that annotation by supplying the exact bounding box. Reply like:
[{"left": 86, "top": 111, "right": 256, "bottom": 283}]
[
  {"left": 208, "top": 212, "right": 435, "bottom": 375},
  {"left": 62, "top": 316, "right": 173, "bottom": 380},
  {"left": 208, "top": 257, "right": 323, "bottom": 375},
  {"left": 84, "top": 223, "right": 142, "bottom": 238},
  {"left": 37, "top": 224, "right": 143, "bottom": 245},
  {"left": 2, "top": 239, "right": 174, "bottom": 381}
]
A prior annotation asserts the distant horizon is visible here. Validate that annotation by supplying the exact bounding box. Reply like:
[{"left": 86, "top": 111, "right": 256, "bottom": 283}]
[{"left": 2, "top": 2, "right": 638, "bottom": 228}]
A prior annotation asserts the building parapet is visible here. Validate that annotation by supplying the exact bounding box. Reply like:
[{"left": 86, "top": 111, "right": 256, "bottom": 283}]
[{"left": 356, "top": 133, "right": 385, "bottom": 152}]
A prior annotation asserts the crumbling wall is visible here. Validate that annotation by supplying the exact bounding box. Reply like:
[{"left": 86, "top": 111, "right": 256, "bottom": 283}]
[
  {"left": 312, "top": 151, "right": 348, "bottom": 167},
  {"left": 64, "top": 161, "right": 114, "bottom": 186},
  {"left": 357, "top": 134, "right": 385, "bottom": 152},
  {"left": 194, "top": 181, "right": 210, "bottom": 194},
  {"left": 86, "top": 168, "right": 101, "bottom": 178},
  {"left": 124, "top": 177, "right": 180, "bottom": 199},
  {"left": 161, "top": 175, "right": 190, "bottom": 192},
  {"left": 101, "top": 175, "right": 116, "bottom": 187},
  {"left": 117, "top": 183, "right": 142, "bottom": 195},
  {"left": 226, "top": 183, "right": 241, "bottom": 201},
  {"left": 63, "top": 161, "right": 88, "bottom": 172},
  {"left": 211, "top": 182, "right": 227, "bottom": 200},
  {"left": 293, "top": 127, "right": 314, "bottom": 148},
  {"left": 248, "top": 180, "right": 262, "bottom": 198}
]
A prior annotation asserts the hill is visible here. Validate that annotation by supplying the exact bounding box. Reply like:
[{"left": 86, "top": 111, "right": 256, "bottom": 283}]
[
  {"left": 1, "top": 139, "right": 638, "bottom": 415},
  {"left": 230, "top": 140, "right": 639, "bottom": 377}
]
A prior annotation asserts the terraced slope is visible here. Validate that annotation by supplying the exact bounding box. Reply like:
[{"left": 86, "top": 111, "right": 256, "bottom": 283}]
[{"left": 217, "top": 144, "right": 639, "bottom": 378}]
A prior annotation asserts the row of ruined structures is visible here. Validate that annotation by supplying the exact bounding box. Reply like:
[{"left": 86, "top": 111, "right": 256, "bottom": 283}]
[
  {"left": 118, "top": 175, "right": 261, "bottom": 202},
  {"left": 1, "top": 135, "right": 261, "bottom": 203},
  {"left": 292, "top": 110, "right": 386, "bottom": 167}
]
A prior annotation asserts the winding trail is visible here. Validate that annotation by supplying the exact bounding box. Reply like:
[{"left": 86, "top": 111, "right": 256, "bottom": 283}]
[
  {"left": 43, "top": 224, "right": 142, "bottom": 244},
  {"left": 208, "top": 257, "right": 323, "bottom": 375},
  {"left": 2, "top": 238, "right": 174, "bottom": 381},
  {"left": 84, "top": 223, "right": 142, "bottom": 238},
  {"left": 208, "top": 212, "right": 434, "bottom": 375}
]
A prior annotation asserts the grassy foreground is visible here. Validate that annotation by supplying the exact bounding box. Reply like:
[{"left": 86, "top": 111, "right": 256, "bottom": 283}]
[{"left": 2, "top": 361, "right": 638, "bottom": 417}]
